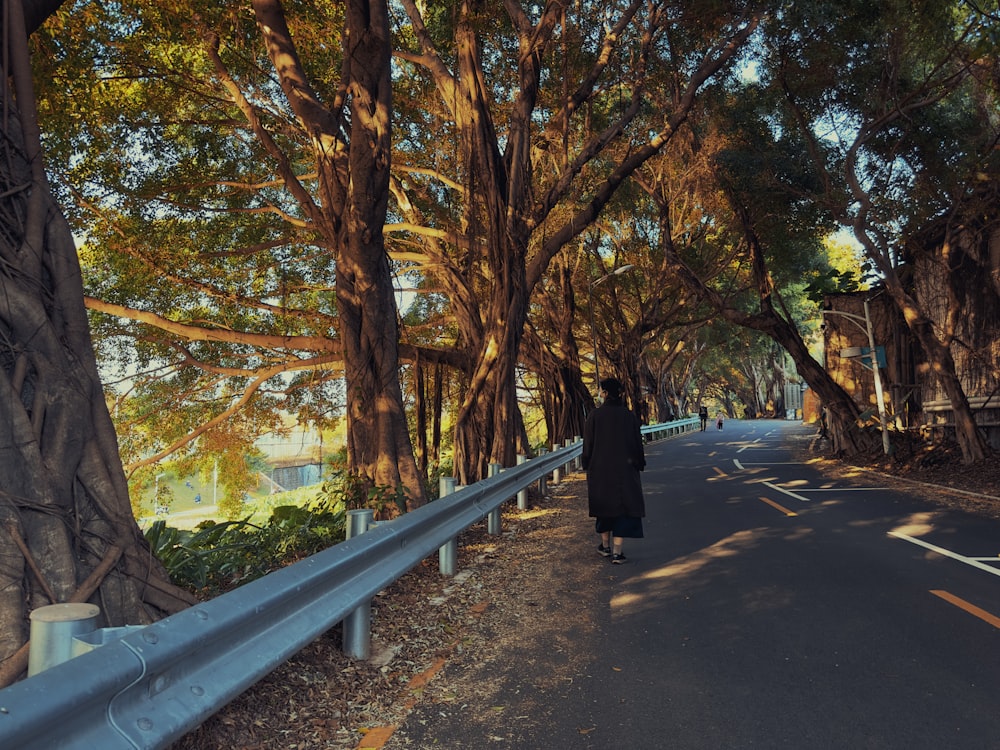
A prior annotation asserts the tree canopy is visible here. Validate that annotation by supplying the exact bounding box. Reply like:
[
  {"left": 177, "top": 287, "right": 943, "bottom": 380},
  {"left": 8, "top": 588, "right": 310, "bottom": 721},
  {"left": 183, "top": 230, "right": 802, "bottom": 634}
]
[{"left": 26, "top": 0, "right": 1000, "bottom": 502}]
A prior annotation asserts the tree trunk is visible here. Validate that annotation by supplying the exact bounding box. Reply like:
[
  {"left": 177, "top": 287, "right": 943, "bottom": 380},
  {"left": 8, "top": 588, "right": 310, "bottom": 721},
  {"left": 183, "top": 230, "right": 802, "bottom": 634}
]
[
  {"left": 523, "top": 259, "right": 594, "bottom": 446},
  {"left": 252, "top": 0, "right": 426, "bottom": 508},
  {"left": 338, "top": 0, "right": 426, "bottom": 509},
  {"left": 892, "top": 285, "right": 990, "bottom": 463},
  {"left": 0, "top": 2, "right": 194, "bottom": 677},
  {"left": 453, "top": 247, "right": 530, "bottom": 482},
  {"left": 431, "top": 362, "right": 443, "bottom": 467},
  {"left": 414, "top": 361, "right": 428, "bottom": 476},
  {"left": 521, "top": 326, "right": 592, "bottom": 447}
]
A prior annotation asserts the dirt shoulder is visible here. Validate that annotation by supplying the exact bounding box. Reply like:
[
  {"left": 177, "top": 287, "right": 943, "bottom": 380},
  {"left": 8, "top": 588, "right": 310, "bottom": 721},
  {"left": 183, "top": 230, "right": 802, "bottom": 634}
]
[{"left": 172, "top": 479, "right": 593, "bottom": 750}]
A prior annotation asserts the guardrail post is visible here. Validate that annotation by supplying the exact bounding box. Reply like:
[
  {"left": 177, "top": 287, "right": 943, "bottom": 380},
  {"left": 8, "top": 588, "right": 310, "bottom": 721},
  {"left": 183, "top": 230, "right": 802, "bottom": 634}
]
[
  {"left": 552, "top": 444, "right": 562, "bottom": 485},
  {"left": 537, "top": 448, "right": 548, "bottom": 496},
  {"left": 573, "top": 436, "right": 582, "bottom": 470},
  {"left": 27, "top": 603, "right": 101, "bottom": 677},
  {"left": 438, "top": 477, "right": 457, "bottom": 575},
  {"left": 516, "top": 454, "right": 528, "bottom": 510},
  {"left": 487, "top": 463, "right": 502, "bottom": 534},
  {"left": 563, "top": 439, "right": 574, "bottom": 474},
  {"left": 343, "top": 509, "right": 374, "bottom": 659}
]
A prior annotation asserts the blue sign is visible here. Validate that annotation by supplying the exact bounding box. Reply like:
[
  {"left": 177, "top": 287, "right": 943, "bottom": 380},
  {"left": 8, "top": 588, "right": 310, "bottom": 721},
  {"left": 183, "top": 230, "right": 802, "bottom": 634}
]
[{"left": 859, "top": 346, "right": 887, "bottom": 370}]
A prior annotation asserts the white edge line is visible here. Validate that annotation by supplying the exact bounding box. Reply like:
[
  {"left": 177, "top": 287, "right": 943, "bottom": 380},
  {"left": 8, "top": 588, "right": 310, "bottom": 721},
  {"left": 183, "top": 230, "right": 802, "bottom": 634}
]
[
  {"left": 738, "top": 462, "right": 814, "bottom": 465},
  {"left": 888, "top": 532, "right": 1000, "bottom": 578},
  {"left": 733, "top": 459, "right": 744, "bottom": 471},
  {"left": 793, "top": 488, "right": 890, "bottom": 492},
  {"left": 761, "top": 480, "right": 811, "bottom": 503}
]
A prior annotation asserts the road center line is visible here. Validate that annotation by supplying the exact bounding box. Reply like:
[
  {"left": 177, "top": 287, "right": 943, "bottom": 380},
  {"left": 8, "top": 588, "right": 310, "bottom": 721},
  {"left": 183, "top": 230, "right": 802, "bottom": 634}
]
[
  {"left": 758, "top": 496, "right": 798, "bottom": 517},
  {"left": 888, "top": 532, "right": 1000, "bottom": 578},
  {"left": 930, "top": 590, "right": 1000, "bottom": 630}
]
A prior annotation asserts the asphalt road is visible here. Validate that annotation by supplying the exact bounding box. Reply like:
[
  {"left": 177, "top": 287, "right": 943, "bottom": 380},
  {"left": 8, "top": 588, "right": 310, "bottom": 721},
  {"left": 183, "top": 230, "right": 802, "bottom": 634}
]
[{"left": 387, "top": 419, "right": 1000, "bottom": 749}]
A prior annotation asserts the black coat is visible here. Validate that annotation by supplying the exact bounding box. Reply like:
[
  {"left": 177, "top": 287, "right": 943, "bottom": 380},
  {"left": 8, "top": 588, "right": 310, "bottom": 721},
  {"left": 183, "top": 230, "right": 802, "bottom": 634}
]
[{"left": 581, "top": 396, "right": 646, "bottom": 519}]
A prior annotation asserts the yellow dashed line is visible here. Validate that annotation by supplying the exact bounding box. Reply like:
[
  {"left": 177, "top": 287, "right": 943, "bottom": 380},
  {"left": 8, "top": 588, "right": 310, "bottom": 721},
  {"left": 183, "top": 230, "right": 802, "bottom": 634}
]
[
  {"left": 931, "top": 590, "right": 1000, "bottom": 630},
  {"left": 758, "top": 496, "right": 797, "bottom": 517}
]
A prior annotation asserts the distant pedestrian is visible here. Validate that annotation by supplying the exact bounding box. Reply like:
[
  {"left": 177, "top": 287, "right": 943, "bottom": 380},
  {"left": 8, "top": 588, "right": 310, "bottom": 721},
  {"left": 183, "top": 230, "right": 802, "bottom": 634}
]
[
  {"left": 716, "top": 413, "right": 724, "bottom": 430},
  {"left": 582, "top": 378, "right": 645, "bottom": 565},
  {"left": 698, "top": 405, "right": 708, "bottom": 431}
]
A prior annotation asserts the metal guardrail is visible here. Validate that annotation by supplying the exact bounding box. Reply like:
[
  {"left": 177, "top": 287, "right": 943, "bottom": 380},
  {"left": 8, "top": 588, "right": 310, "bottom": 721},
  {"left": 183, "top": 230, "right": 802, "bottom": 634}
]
[
  {"left": 0, "top": 444, "right": 581, "bottom": 750},
  {"left": 642, "top": 415, "right": 699, "bottom": 440},
  {"left": 0, "top": 416, "right": 695, "bottom": 749}
]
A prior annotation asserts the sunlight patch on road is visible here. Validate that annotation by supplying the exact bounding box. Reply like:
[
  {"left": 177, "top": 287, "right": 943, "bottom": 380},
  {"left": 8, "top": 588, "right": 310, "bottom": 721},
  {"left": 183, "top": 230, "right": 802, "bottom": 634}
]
[
  {"left": 887, "top": 512, "right": 939, "bottom": 538},
  {"left": 611, "top": 529, "right": 773, "bottom": 614},
  {"left": 742, "top": 474, "right": 783, "bottom": 485}
]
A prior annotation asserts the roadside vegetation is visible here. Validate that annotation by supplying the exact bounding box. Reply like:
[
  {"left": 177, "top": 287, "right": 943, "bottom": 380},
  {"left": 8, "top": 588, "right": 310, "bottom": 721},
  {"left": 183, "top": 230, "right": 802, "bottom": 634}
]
[
  {"left": 144, "top": 453, "right": 455, "bottom": 596},
  {"left": 144, "top": 497, "right": 346, "bottom": 596}
]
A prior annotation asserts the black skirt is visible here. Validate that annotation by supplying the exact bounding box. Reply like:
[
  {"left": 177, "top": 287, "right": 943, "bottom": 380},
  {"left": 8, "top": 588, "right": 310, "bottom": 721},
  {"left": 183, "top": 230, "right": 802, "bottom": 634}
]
[{"left": 595, "top": 515, "right": 644, "bottom": 538}]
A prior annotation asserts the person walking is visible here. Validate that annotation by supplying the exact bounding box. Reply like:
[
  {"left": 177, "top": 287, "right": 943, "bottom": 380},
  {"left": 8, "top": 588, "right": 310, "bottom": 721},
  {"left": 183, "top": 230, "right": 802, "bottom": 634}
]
[
  {"left": 698, "top": 405, "right": 708, "bottom": 431},
  {"left": 716, "top": 412, "right": 724, "bottom": 430},
  {"left": 582, "top": 378, "right": 646, "bottom": 564}
]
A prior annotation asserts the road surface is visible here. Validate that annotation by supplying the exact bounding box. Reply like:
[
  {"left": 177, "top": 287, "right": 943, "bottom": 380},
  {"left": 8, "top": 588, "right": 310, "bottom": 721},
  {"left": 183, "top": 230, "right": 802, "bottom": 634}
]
[{"left": 385, "top": 419, "right": 1000, "bottom": 749}]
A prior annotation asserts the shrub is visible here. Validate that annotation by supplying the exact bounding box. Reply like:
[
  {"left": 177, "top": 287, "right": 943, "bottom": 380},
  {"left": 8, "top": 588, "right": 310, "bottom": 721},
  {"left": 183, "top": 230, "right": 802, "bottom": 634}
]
[{"left": 145, "top": 496, "right": 347, "bottom": 596}]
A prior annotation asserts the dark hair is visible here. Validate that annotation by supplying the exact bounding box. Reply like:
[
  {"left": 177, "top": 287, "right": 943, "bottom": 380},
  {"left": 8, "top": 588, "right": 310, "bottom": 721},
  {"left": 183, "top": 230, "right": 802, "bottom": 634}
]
[{"left": 599, "top": 378, "right": 623, "bottom": 398}]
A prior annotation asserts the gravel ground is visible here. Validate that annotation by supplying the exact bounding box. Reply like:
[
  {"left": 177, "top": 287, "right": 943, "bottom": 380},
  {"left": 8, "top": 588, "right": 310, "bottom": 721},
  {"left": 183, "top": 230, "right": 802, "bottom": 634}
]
[{"left": 172, "top": 436, "right": 999, "bottom": 750}]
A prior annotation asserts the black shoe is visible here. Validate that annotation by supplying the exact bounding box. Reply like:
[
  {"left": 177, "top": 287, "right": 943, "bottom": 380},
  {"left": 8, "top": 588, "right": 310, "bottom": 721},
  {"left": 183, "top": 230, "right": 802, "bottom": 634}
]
[
  {"left": 597, "top": 544, "right": 612, "bottom": 557},
  {"left": 611, "top": 553, "right": 627, "bottom": 564}
]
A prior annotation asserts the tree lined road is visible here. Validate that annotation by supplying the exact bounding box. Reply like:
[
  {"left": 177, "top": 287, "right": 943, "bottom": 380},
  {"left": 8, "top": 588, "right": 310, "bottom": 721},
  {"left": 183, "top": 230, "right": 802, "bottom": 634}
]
[{"left": 387, "top": 420, "right": 1000, "bottom": 748}]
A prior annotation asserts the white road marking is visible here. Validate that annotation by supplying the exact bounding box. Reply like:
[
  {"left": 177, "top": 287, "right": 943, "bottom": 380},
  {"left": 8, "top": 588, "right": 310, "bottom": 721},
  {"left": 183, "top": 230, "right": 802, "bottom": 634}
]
[
  {"left": 736, "top": 462, "right": 818, "bottom": 465},
  {"left": 792, "top": 487, "right": 890, "bottom": 492},
  {"left": 736, "top": 438, "right": 763, "bottom": 454},
  {"left": 732, "top": 460, "right": 886, "bottom": 494},
  {"left": 760, "top": 480, "right": 811, "bottom": 503},
  {"left": 889, "top": 532, "right": 1000, "bottom": 578}
]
